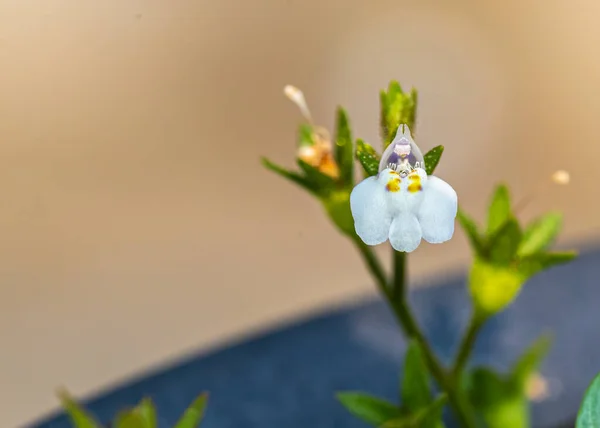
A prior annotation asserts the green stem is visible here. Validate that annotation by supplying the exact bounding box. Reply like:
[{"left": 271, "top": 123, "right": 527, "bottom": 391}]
[
  {"left": 452, "top": 311, "right": 486, "bottom": 378},
  {"left": 354, "top": 241, "right": 475, "bottom": 428}
]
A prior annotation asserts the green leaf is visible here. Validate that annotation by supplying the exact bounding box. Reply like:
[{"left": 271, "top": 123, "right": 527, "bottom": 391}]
[
  {"left": 466, "top": 368, "right": 528, "bottom": 428},
  {"left": 57, "top": 389, "right": 101, "bottom": 428},
  {"left": 457, "top": 210, "right": 486, "bottom": 256},
  {"left": 467, "top": 368, "right": 508, "bottom": 409},
  {"left": 510, "top": 333, "right": 553, "bottom": 390},
  {"left": 356, "top": 139, "right": 381, "bottom": 177},
  {"left": 401, "top": 341, "right": 431, "bottom": 412},
  {"left": 337, "top": 392, "right": 402, "bottom": 426},
  {"left": 137, "top": 398, "right": 157, "bottom": 428},
  {"left": 517, "top": 251, "right": 577, "bottom": 278},
  {"left": 174, "top": 393, "right": 209, "bottom": 428},
  {"left": 517, "top": 213, "right": 563, "bottom": 258},
  {"left": 469, "top": 257, "right": 525, "bottom": 315},
  {"left": 576, "top": 372, "right": 600, "bottom": 428},
  {"left": 382, "top": 395, "right": 447, "bottom": 428},
  {"left": 487, "top": 185, "right": 511, "bottom": 235},
  {"left": 115, "top": 410, "right": 147, "bottom": 428},
  {"left": 380, "top": 90, "right": 390, "bottom": 145},
  {"left": 297, "top": 158, "right": 336, "bottom": 193},
  {"left": 261, "top": 157, "right": 319, "bottom": 196},
  {"left": 423, "top": 146, "right": 444, "bottom": 176},
  {"left": 487, "top": 218, "right": 522, "bottom": 265},
  {"left": 335, "top": 107, "right": 354, "bottom": 186},
  {"left": 322, "top": 190, "right": 355, "bottom": 236},
  {"left": 298, "top": 123, "right": 315, "bottom": 147},
  {"left": 380, "top": 82, "right": 418, "bottom": 148}
]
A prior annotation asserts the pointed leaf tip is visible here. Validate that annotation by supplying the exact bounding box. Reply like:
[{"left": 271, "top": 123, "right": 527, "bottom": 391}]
[
  {"left": 356, "top": 139, "right": 380, "bottom": 177},
  {"left": 174, "top": 393, "right": 209, "bottom": 428},
  {"left": 423, "top": 145, "right": 444, "bottom": 176},
  {"left": 337, "top": 392, "right": 401, "bottom": 426}
]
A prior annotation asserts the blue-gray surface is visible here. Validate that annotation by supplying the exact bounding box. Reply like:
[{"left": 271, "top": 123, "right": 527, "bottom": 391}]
[{"left": 30, "top": 245, "right": 600, "bottom": 428}]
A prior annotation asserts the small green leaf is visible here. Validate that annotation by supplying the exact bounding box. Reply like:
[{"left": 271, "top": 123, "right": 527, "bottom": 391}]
[
  {"left": 380, "top": 82, "right": 417, "bottom": 148},
  {"left": 487, "top": 218, "right": 522, "bottom": 265},
  {"left": 423, "top": 146, "right": 444, "bottom": 176},
  {"left": 322, "top": 190, "right": 355, "bottom": 236},
  {"left": 261, "top": 157, "right": 319, "bottom": 196},
  {"left": 337, "top": 392, "right": 402, "bottom": 426},
  {"left": 457, "top": 210, "right": 486, "bottom": 256},
  {"left": 487, "top": 185, "right": 511, "bottom": 235},
  {"left": 174, "top": 393, "right": 209, "bottom": 428},
  {"left": 57, "top": 389, "right": 101, "bottom": 428},
  {"left": 297, "top": 159, "right": 336, "bottom": 193},
  {"left": 335, "top": 107, "right": 354, "bottom": 186},
  {"left": 469, "top": 257, "right": 525, "bottom": 315},
  {"left": 380, "top": 90, "right": 390, "bottom": 144},
  {"left": 517, "top": 213, "right": 563, "bottom": 258},
  {"left": 382, "top": 395, "right": 447, "bottom": 428},
  {"left": 517, "top": 251, "right": 577, "bottom": 278},
  {"left": 136, "top": 398, "right": 157, "bottom": 428},
  {"left": 401, "top": 341, "right": 431, "bottom": 412},
  {"left": 115, "top": 410, "right": 146, "bottom": 428},
  {"left": 466, "top": 368, "right": 528, "bottom": 428},
  {"left": 356, "top": 139, "right": 381, "bottom": 177},
  {"left": 576, "top": 372, "right": 600, "bottom": 428},
  {"left": 298, "top": 123, "right": 315, "bottom": 147},
  {"left": 510, "top": 333, "right": 553, "bottom": 390}
]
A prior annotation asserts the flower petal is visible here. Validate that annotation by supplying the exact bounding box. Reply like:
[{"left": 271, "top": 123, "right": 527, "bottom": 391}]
[
  {"left": 418, "top": 176, "right": 458, "bottom": 244},
  {"left": 350, "top": 175, "right": 393, "bottom": 245},
  {"left": 389, "top": 212, "right": 422, "bottom": 252}
]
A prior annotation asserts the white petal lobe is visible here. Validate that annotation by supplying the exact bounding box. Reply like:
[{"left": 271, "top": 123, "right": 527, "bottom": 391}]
[
  {"left": 418, "top": 176, "right": 458, "bottom": 244},
  {"left": 350, "top": 176, "right": 392, "bottom": 245},
  {"left": 389, "top": 212, "right": 422, "bottom": 253}
]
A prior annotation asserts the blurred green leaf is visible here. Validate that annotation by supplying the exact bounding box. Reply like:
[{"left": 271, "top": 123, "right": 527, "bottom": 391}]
[
  {"left": 517, "top": 213, "right": 563, "bottom": 258},
  {"left": 517, "top": 251, "right": 577, "bottom": 278},
  {"left": 469, "top": 258, "right": 525, "bottom": 315},
  {"left": 423, "top": 146, "right": 444, "bottom": 176},
  {"left": 401, "top": 341, "right": 431, "bottom": 412},
  {"left": 487, "top": 218, "right": 522, "bottom": 265},
  {"left": 487, "top": 185, "right": 511, "bottom": 235},
  {"left": 335, "top": 107, "right": 354, "bottom": 186},
  {"left": 380, "top": 90, "right": 390, "bottom": 146},
  {"left": 297, "top": 158, "right": 336, "bottom": 193},
  {"left": 174, "top": 393, "right": 209, "bottom": 428},
  {"left": 510, "top": 333, "right": 553, "bottom": 390},
  {"left": 382, "top": 395, "right": 447, "bottom": 428},
  {"left": 136, "top": 398, "right": 157, "bottom": 428},
  {"left": 457, "top": 210, "right": 486, "bottom": 256},
  {"left": 322, "top": 190, "right": 355, "bottom": 236},
  {"left": 356, "top": 139, "right": 381, "bottom": 177},
  {"left": 115, "top": 410, "right": 146, "bottom": 428},
  {"left": 261, "top": 157, "right": 319, "bottom": 196},
  {"left": 380, "top": 82, "right": 417, "bottom": 148},
  {"left": 298, "top": 123, "right": 315, "bottom": 147},
  {"left": 337, "top": 392, "right": 402, "bottom": 426},
  {"left": 57, "top": 389, "right": 100, "bottom": 428},
  {"left": 576, "top": 372, "right": 600, "bottom": 428},
  {"left": 466, "top": 368, "right": 528, "bottom": 428}
]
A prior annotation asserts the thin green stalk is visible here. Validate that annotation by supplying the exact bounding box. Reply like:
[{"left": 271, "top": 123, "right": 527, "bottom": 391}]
[
  {"left": 452, "top": 311, "right": 486, "bottom": 378},
  {"left": 354, "top": 240, "right": 475, "bottom": 428}
]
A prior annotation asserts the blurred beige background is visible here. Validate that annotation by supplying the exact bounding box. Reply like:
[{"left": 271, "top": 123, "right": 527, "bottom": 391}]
[{"left": 1, "top": 0, "right": 599, "bottom": 426}]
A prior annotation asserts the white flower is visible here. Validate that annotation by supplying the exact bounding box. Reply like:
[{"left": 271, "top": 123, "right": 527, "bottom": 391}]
[{"left": 350, "top": 124, "right": 458, "bottom": 252}]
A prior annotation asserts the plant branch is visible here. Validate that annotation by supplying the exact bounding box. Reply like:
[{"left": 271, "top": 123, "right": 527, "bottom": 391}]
[
  {"left": 354, "top": 240, "right": 475, "bottom": 428},
  {"left": 452, "top": 310, "right": 486, "bottom": 378}
]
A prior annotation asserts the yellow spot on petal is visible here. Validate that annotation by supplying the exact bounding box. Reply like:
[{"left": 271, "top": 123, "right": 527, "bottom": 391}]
[
  {"left": 386, "top": 178, "right": 401, "bottom": 192},
  {"left": 407, "top": 174, "right": 422, "bottom": 193}
]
